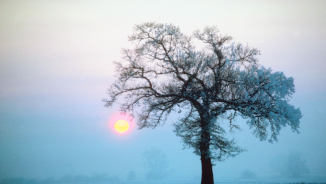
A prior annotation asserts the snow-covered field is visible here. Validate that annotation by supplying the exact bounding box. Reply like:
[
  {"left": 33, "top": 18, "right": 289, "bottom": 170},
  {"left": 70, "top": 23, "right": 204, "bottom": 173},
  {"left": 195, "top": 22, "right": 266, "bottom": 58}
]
[
  {"left": 2, "top": 177, "right": 326, "bottom": 184},
  {"left": 96, "top": 182, "right": 326, "bottom": 184},
  {"left": 68, "top": 181, "right": 326, "bottom": 184},
  {"left": 79, "top": 178, "right": 326, "bottom": 184}
]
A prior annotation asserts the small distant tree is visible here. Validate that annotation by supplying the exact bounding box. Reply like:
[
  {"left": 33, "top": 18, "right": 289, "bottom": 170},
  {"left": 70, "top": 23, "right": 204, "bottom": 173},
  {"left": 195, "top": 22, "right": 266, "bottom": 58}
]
[
  {"left": 285, "top": 152, "right": 310, "bottom": 178},
  {"left": 127, "top": 170, "right": 136, "bottom": 181},
  {"left": 90, "top": 173, "right": 118, "bottom": 182},
  {"left": 143, "top": 147, "right": 170, "bottom": 180},
  {"left": 239, "top": 170, "right": 257, "bottom": 179},
  {"left": 272, "top": 152, "right": 310, "bottom": 178},
  {"left": 104, "top": 22, "right": 302, "bottom": 184}
]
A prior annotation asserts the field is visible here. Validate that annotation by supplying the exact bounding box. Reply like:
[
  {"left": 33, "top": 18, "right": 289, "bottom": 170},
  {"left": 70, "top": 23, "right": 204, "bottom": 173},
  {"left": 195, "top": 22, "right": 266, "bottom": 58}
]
[{"left": 2, "top": 176, "right": 326, "bottom": 184}]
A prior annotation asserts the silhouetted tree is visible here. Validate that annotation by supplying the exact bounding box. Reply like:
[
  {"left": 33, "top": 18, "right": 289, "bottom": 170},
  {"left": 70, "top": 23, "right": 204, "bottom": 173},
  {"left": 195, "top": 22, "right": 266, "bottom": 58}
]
[
  {"left": 90, "top": 173, "right": 118, "bottom": 182},
  {"left": 104, "top": 22, "right": 302, "bottom": 184},
  {"left": 285, "top": 152, "right": 310, "bottom": 178},
  {"left": 41, "top": 177, "right": 56, "bottom": 184},
  {"left": 239, "top": 170, "right": 257, "bottom": 179},
  {"left": 271, "top": 152, "right": 310, "bottom": 178},
  {"left": 127, "top": 170, "right": 136, "bottom": 181},
  {"left": 143, "top": 147, "right": 169, "bottom": 180}
]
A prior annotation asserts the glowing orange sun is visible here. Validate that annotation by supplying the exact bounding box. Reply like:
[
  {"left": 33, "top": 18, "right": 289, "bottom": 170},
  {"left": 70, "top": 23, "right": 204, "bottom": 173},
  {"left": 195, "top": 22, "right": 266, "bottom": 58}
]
[{"left": 114, "top": 120, "right": 129, "bottom": 133}]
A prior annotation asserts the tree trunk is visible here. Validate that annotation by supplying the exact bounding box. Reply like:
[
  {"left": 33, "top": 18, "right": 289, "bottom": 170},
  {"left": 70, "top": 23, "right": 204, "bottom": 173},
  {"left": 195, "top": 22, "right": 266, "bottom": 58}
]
[
  {"left": 201, "top": 155, "right": 214, "bottom": 184},
  {"left": 199, "top": 113, "right": 214, "bottom": 184}
]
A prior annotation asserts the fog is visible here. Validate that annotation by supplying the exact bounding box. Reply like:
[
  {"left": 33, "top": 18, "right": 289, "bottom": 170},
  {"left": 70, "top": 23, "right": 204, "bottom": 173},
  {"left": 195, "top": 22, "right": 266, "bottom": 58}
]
[{"left": 1, "top": 0, "right": 326, "bottom": 183}]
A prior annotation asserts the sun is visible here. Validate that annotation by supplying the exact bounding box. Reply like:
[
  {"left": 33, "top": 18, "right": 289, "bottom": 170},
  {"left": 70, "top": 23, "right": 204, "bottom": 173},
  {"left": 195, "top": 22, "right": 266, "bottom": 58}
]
[
  {"left": 114, "top": 120, "right": 129, "bottom": 133},
  {"left": 109, "top": 112, "right": 134, "bottom": 134}
]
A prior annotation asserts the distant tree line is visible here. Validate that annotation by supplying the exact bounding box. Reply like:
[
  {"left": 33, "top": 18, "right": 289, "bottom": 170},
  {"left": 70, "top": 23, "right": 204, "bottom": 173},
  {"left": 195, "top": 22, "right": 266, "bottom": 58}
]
[{"left": 0, "top": 173, "right": 119, "bottom": 184}]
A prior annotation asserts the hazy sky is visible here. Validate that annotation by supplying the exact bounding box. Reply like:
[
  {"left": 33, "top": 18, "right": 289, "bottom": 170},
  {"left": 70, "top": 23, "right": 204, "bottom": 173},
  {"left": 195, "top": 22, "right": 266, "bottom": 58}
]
[{"left": 0, "top": 0, "right": 326, "bottom": 181}]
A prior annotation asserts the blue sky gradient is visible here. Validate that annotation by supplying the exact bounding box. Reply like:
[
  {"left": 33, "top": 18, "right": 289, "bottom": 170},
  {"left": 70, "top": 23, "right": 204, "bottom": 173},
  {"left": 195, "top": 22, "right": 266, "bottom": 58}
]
[{"left": 0, "top": 0, "right": 325, "bottom": 181}]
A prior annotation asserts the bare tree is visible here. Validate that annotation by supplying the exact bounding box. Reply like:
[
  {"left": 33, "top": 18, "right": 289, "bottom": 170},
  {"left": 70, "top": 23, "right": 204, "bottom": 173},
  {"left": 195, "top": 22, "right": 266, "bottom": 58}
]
[
  {"left": 271, "top": 152, "right": 310, "bottom": 178},
  {"left": 127, "top": 170, "right": 136, "bottom": 181},
  {"left": 284, "top": 152, "right": 310, "bottom": 178},
  {"left": 239, "top": 170, "right": 257, "bottom": 179},
  {"left": 104, "top": 22, "right": 302, "bottom": 184},
  {"left": 143, "top": 147, "right": 170, "bottom": 180}
]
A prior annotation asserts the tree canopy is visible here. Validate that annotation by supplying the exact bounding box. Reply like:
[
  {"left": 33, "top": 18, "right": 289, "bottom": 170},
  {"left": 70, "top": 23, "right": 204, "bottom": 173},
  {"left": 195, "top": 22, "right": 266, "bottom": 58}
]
[{"left": 104, "top": 22, "right": 302, "bottom": 184}]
